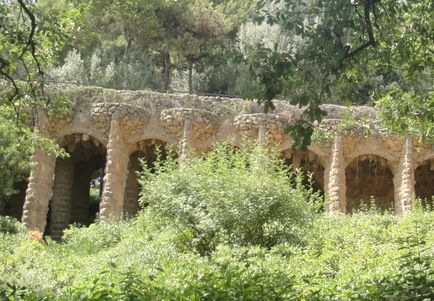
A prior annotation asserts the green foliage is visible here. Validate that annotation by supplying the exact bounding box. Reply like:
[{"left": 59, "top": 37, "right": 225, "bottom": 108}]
[
  {"left": 0, "top": 216, "right": 25, "bottom": 235},
  {"left": 246, "top": 0, "right": 434, "bottom": 146},
  {"left": 139, "top": 145, "right": 322, "bottom": 255},
  {"left": 311, "top": 127, "right": 333, "bottom": 146},
  {"left": 0, "top": 0, "right": 75, "bottom": 195},
  {"left": 0, "top": 105, "right": 68, "bottom": 195},
  {"left": 0, "top": 110, "right": 31, "bottom": 195},
  {"left": 61, "top": 219, "right": 126, "bottom": 254},
  {"left": 59, "top": 0, "right": 246, "bottom": 93},
  {"left": 1, "top": 208, "right": 433, "bottom": 300},
  {"left": 376, "top": 86, "right": 434, "bottom": 143}
]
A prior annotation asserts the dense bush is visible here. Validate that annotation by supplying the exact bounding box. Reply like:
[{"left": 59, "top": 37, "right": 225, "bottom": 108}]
[{"left": 139, "top": 145, "right": 322, "bottom": 255}]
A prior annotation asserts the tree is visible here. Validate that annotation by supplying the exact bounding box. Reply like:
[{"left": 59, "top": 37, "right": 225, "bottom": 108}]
[
  {"left": 0, "top": 0, "right": 76, "bottom": 194},
  {"left": 1, "top": 0, "right": 79, "bottom": 109},
  {"left": 246, "top": 0, "right": 433, "bottom": 146}
]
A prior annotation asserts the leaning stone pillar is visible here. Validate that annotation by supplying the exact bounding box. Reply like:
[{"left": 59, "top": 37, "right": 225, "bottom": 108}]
[
  {"left": 49, "top": 159, "right": 74, "bottom": 240},
  {"left": 22, "top": 150, "right": 56, "bottom": 233},
  {"left": 394, "top": 137, "right": 415, "bottom": 215},
  {"left": 99, "top": 118, "right": 129, "bottom": 220},
  {"left": 325, "top": 134, "right": 346, "bottom": 213},
  {"left": 291, "top": 151, "right": 302, "bottom": 170},
  {"left": 180, "top": 119, "right": 193, "bottom": 160},
  {"left": 257, "top": 123, "right": 267, "bottom": 145}
]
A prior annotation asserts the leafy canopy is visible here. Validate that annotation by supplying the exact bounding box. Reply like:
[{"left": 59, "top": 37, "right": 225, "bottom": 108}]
[{"left": 246, "top": 0, "right": 433, "bottom": 145}]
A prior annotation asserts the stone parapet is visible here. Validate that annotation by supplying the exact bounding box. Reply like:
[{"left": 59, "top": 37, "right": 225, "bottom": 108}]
[
  {"left": 234, "top": 113, "right": 287, "bottom": 144},
  {"left": 161, "top": 108, "right": 215, "bottom": 142}
]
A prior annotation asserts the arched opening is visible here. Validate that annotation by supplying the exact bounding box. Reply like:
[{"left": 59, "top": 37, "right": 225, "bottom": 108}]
[
  {"left": 124, "top": 139, "right": 172, "bottom": 217},
  {"left": 282, "top": 149, "right": 325, "bottom": 195},
  {"left": 345, "top": 154, "right": 394, "bottom": 213},
  {"left": 46, "top": 134, "right": 106, "bottom": 239},
  {"left": 415, "top": 159, "right": 434, "bottom": 208}
]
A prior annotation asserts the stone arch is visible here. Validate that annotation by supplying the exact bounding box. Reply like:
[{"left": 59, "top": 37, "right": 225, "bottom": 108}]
[
  {"left": 282, "top": 148, "right": 325, "bottom": 195},
  {"left": 46, "top": 133, "right": 107, "bottom": 239},
  {"left": 56, "top": 127, "right": 108, "bottom": 148},
  {"left": 123, "top": 138, "right": 176, "bottom": 217},
  {"left": 345, "top": 154, "right": 394, "bottom": 213},
  {"left": 414, "top": 157, "right": 434, "bottom": 208}
]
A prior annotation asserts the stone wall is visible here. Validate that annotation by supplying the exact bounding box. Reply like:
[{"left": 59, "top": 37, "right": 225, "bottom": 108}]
[{"left": 9, "top": 85, "right": 433, "bottom": 236}]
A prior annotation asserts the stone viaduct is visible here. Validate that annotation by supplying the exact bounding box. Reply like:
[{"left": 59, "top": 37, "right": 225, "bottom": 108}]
[{"left": 0, "top": 85, "right": 433, "bottom": 239}]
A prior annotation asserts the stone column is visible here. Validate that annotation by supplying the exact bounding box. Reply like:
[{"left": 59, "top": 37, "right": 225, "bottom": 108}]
[
  {"left": 325, "top": 134, "right": 346, "bottom": 213},
  {"left": 394, "top": 137, "right": 414, "bottom": 215},
  {"left": 49, "top": 159, "right": 74, "bottom": 240},
  {"left": 180, "top": 119, "right": 193, "bottom": 160},
  {"left": 292, "top": 151, "right": 302, "bottom": 170},
  {"left": 22, "top": 150, "right": 56, "bottom": 233},
  {"left": 99, "top": 118, "right": 129, "bottom": 219},
  {"left": 123, "top": 154, "right": 140, "bottom": 217},
  {"left": 257, "top": 123, "right": 267, "bottom": 145}
]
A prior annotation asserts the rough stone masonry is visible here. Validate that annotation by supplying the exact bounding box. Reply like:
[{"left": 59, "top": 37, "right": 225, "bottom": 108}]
[{"left": 6, "top": 85, "right": 433, "bottom": 239}]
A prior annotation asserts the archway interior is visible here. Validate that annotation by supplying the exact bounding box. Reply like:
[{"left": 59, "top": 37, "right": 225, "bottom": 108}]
[
  {"left": 345, "top": 154, "right": 394, "bottom": 213},
  {"left": 124, "top": 139, "right": 171, "bottom": 217},
  {"left": 415, "top": 159, "right": 434, "bottom": 208},
  {"left": 282, "top": 150, "right": 325, "bottom": 195},
  {"left": 46, "top": 134, "right": 106, "bottom": 239}
]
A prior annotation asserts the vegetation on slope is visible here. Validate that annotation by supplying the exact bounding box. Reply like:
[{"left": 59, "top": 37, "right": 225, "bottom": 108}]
[{"left": 1, "top": 146, "right": 433, "bottom": 300}]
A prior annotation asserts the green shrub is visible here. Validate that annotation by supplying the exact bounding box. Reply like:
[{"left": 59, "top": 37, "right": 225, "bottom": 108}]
[
  {"left": 61, "top": 219, "right": 126, "bottom": 254},
  {"left": 0, "top": 216, "right": 25, "bottom": 235},
  {"left": 139, "top": 144, "right": 322, "bottom": 255}
]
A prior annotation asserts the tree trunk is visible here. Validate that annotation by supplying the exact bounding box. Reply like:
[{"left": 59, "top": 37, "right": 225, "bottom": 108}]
[
  {"left": 123, "top": 29, "right": 132, "bottom": 89},
  {"left": 188, "top": 61, "right": 193, "bottom": 94},
  {"left": 161, "top": 51, "right": 171, "bottom": 92}
]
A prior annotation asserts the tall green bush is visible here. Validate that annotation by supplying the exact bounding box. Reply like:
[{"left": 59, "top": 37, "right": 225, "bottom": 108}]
[{"left": 139, "top": 144, "right": 322, "bottom": 255}]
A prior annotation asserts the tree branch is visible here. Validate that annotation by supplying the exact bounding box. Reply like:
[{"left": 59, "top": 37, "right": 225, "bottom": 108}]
[
  {"left": 364, "top": 0, "right": 376, "bottom": 46},
  {"left": 17, "top": 0, "right": 43, "bottom": 75}
]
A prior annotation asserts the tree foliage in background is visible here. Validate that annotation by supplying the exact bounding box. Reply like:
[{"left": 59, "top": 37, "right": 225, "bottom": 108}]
[
  {"left": 0, "top": 109, "right": 32, "bottom": 195},
  {"left": 0, "top": 0, "right": 77, "bottom": 194},
  {"left": 246, "top": 0, "right": 433, "bottom": 146},
  {"left": 51, "top": 0, "right": 258, "bottom": 93},
  {"left": 0, "top": 0, "right": 78, "bottom": 110}
]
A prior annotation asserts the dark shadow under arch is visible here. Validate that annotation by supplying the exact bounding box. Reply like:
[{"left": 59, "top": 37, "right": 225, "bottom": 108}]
[
  {"left": 415, "top": 159, "right": 434, "bottom": 208},
  {"left": 45, "top": 134, "right": 106, "bottom": 239},
  {"left": 1, "top": 180, "right": 28, "bottom": 220},
  {"left": 124, "top": 139, "right": 174, "bottom": 217},
  {"left": 282, "top": 149, "right": 325, "bottom": 196},
  {"left": 345, "top": 154, "right": 394, "bottom": 213}
]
